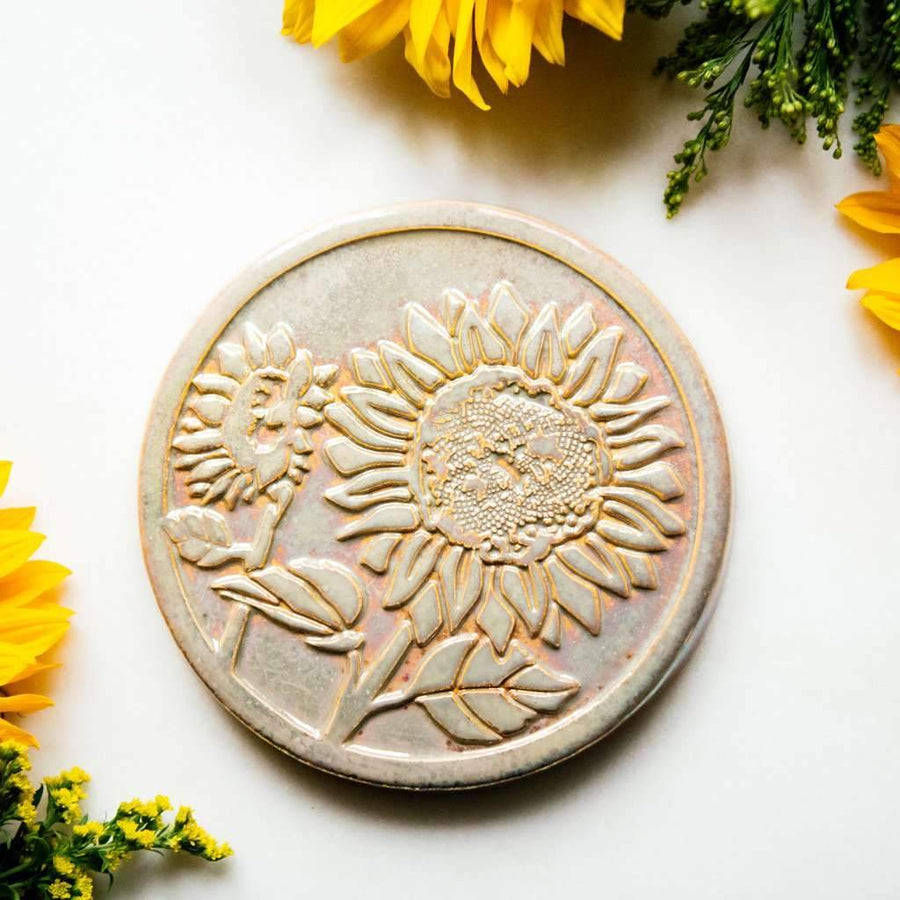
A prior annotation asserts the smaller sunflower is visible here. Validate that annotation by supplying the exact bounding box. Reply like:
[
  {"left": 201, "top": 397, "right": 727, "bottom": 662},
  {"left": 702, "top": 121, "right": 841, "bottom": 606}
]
[
  {"left": 0, "top": 461, "right": 72, "bottom": 747},
  {"left": 283, "top": 0, "right": 625, "bottom": 110},
  {"left": 838, "top": 124, "right": 900, "bottom": 334},
  {"left": 173, "top": 323, "right": 338, "bottom": 509}
]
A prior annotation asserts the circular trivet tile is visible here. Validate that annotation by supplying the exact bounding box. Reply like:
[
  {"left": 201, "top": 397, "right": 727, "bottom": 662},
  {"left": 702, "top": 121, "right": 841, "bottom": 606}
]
[{"left": 140, "top": 203, "right": 731, "bottom": 790}]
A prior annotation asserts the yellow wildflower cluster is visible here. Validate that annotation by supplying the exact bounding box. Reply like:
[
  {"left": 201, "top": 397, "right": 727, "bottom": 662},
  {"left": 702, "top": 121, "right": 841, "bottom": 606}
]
[
  {"left": 0, "top": 740, "right": 37, "bottom": 827},
  {"left": 0, "top": 462, "right": 72, "bottom": 747},
  {"left": 170, "top": 806, "right": 233, "bottom": 861},
  {"left": 838, "top": 125, "right": 900, "bottom": 334},
  {"left": 41, "top": 852, "right": 95, "bottom": 900},
  {"left": 72, "top": 820, "right": 104, "bottom": 840},
  {"left": 47, "top": 871, "right": 93, "bottom": 900},
  {"left": 116, "top": 794, "right": 171, "bottom": 823},
  {"left": 116, "top": 817, "right": 156, "bottom": 848},
  {"left": 0, "top": 743, "right": 230, "bottom": 896},
  {"left": 45, "top": 766, "right": 90, "bottom": 824}
]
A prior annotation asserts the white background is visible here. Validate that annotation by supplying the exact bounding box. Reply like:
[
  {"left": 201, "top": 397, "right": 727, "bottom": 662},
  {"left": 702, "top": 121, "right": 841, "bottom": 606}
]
[{"left": 2, "top": 2, "right": 898, "bottom": 898}]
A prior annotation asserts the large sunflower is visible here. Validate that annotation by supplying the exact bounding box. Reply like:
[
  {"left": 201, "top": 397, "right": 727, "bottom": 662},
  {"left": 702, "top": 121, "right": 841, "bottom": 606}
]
[
  {"left": 323, "top": 281, "right": 686, "bottom": 653},
  {"left": 0, "top": 462, "right": 71, "bottom": 746},
  {"left": 283, "top": 0, "right": 625, "bottom": 109}
]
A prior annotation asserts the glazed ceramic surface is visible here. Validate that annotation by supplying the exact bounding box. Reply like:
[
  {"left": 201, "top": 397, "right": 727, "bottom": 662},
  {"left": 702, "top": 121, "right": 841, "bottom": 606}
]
[{"left": 139, "top": 203, "right": 731, "bottom": 789}]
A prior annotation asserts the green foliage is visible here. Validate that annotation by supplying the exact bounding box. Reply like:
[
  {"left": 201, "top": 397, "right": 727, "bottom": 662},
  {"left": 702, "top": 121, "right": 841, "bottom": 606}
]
[
  {"left": 0, "top": 742, "right": 230, "bottom": 900},
  {"left": 629, "top": 0, "right": 900, "bottom": 214}
]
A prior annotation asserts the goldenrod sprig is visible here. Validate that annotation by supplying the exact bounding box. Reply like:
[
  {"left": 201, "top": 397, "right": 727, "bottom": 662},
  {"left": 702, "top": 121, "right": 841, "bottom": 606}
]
[
  {"left": 631, "top": 0, "right": 863, "bottom": 214},
  {"left": 0, "top": 742, "right": 230, "bottom": 900}
]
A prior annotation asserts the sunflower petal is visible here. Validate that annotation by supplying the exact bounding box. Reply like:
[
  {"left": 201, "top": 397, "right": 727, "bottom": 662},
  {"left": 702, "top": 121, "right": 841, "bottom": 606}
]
[
  {"left": 498, "top": 564, "right": 548, "bottom": 635},
  {"left": 3, "top": 660, "right": 57, "bottom": 686},
  {"left": 338, "top": 0, "right": 411, "bottom": 60},
  {"left": 837, "top": 191, "right": 900, "bottom": 234},
  {"left": 875, "top": 126, "right": 900, "bottom": 182},
  {"left": 0, "top": 718, "right": 38, "bottom": 747},
  {"left": 0, "top": 508, "right": 36, "bottom": 531},
  {"left": 861, "top": 291, "right": 900, "bottom": 330},
  {"left": 410, "top": 581, "right": 443, "bottom": 644},
  {"left": 543, "top": 556, "right": 601, "bottom": 634},
  {"left": 0, "top": 608, "right": 72, "bottom": 658},
  {"left": 0, "top": 531, "right": 44, "bottom": 580},
  {"left": 383, "top": 531, "right": 444, "bottom": 608},
  {"left": 323, "top": 437, "right": 405, "bottom": 476},
  {"left": 0, "top": 462, "right": 10, "bottom": 499},
  {"left": 456, "top": 302, "right": 507, "bottom": 369},
  {"left": 519, "top": 304, "right": 566, "bottom": 381},
  {"left": 0, "top": 560, "right": 70, "bottom": 608},
  {"left": 403, "top": 11, "right": 452, "bottom": 98},
  {"left": 359, "top": 533, "right": 403, "bottom": 573},
  {"left": 409, "top": 0, "right": 444, "bottom": 63},
  {"left": 405, "top": 304, "right": 463, "bottom": 375},
  {"left": 474, "top": 0, "right": 509, "bottom": 91},
  {"left": 563, "top": 0, "right": 623, "bottom": 38},
  {"left": 500, "top": 0, "right": 539, "bottom": 85},
  {"left": 324, "top": 467, "right": 412, "bottom": 511},
  {"left": 0, "top": 643, "right": 37, "bottom": 684},
  {"left": 0, "top": 694, "right": 53, "bottom": 714},
  {"left": 846, "top": 257, "right": 900, "bottom": 293},
  {"left": 533, "top": 0, "right": 565, "bottom": 65},
  {"left": 336, "top": 502, "right": 421, "bottom": 540},
  {"left": 475, "top": 591, "right": 515, "bottom": 653},
  {"left": 283, "top": 0, "right": 316, "bottom": 41},
  {"left": 313, "top": 0, "right": 385, "bottom": 45},
  {"left": 437, "top": 546, "right": 483, "bottom": 630}
]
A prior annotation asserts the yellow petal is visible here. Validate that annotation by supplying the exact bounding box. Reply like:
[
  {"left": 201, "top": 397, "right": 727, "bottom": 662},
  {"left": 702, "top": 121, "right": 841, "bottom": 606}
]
[
  {"left": 861, "top": 292, "right": 900, "bottom": 330},
  {"left": 846, "top": 257, "right": 900, "bottom": 293},
  {"left": 312, "top": 0, "right": 385, "bottom": 46},
  {"left": 0, "top": 508, "right": 36, "bottom": 531},
  {"left": 0, "top": 531, "right": 45, "bottom": 580},
  {"left": 0, "top": 463, "right": 10, "bottom": 499},
  {"left": 445, "top": 0, "right": 460, "bottom": 30},
  {"left": 0, "top": 718, "right": 39, "bottom": 747},
  {"left": 402, "top": 12, "right": 451, "bottom": 97},
  {"left": 409, "top": 0, "right": 443, "bottom": 64},
  {"left": 452, "top": 0, "right": 490, "bottom": 109},
  {"left": 499, "top": 0, "right": 540, "bottom": 86},
  {"left": 837, "top": 191, "right": 900, "bottom": 234},
  {"left": 874, "top": 125, "right": 900, "bottom": 182},
  {"left": 3, "top": 660, "right": 57, "bottom": 686},
  {"left": 475, "top": 0, "right": 508, "bottom": 91},
  {"left": 0, "top": 560, "right": 71, "bottom": 609},
  {"left": 563, "top": 0, "right": 623, "bottom": 39},
  {"left": 0, "top": 694, "right": 53, "bottom": 714},
  {"left": 283, "top": 0, "right": 316, "bottom": 41},
  {"left": 0, "top": 608, "right": 71, "bottom": 659},
  {"left": 533, "top": 0, "right": 564, "bottom": 65},
  {"left": 484, "top": 0, "right": 520, "bottom": 83},
  {"left": 338, "top": 0, "right": 411, "bottom": 60},
  {"left": 0, "top": 643, "right": 37, "bottom": 685}
]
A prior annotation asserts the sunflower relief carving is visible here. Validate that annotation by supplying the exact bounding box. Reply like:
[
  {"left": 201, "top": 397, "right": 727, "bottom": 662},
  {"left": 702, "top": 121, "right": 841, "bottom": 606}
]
[
  {"left": 164, "top": 322, "right": 338, "bottom": 571},
  {"left": 162, "top": 283, "right": 687, "bottom": 747}
]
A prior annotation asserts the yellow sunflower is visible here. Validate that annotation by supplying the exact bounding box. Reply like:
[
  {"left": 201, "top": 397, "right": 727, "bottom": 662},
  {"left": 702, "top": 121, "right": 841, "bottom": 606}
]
[
  {"left": 282, "top": 0, "right": 625, "bottom": 109},
  {"left": 838, "top": 124, "right": 900, "bottom": 333},
  {"left": 0, "top": 462, "right": 71, "bottom": 746}
]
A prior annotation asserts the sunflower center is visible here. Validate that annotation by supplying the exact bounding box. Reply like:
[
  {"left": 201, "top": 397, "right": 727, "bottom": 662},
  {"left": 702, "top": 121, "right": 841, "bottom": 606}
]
[{"left": 412, "top": 366, "right": 606, "bottom": 566}]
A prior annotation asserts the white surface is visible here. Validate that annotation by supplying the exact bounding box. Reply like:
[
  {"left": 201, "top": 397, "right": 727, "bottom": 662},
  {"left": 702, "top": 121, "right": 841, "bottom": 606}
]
[{"left": 1, "top": 2, "right": 898, "bottom": 897}]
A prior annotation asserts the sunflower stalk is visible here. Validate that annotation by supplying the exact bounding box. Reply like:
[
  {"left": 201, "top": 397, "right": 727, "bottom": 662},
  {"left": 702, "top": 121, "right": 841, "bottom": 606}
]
[{"left": 323, "top": 622, "right": 416, "bottom": 744}]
